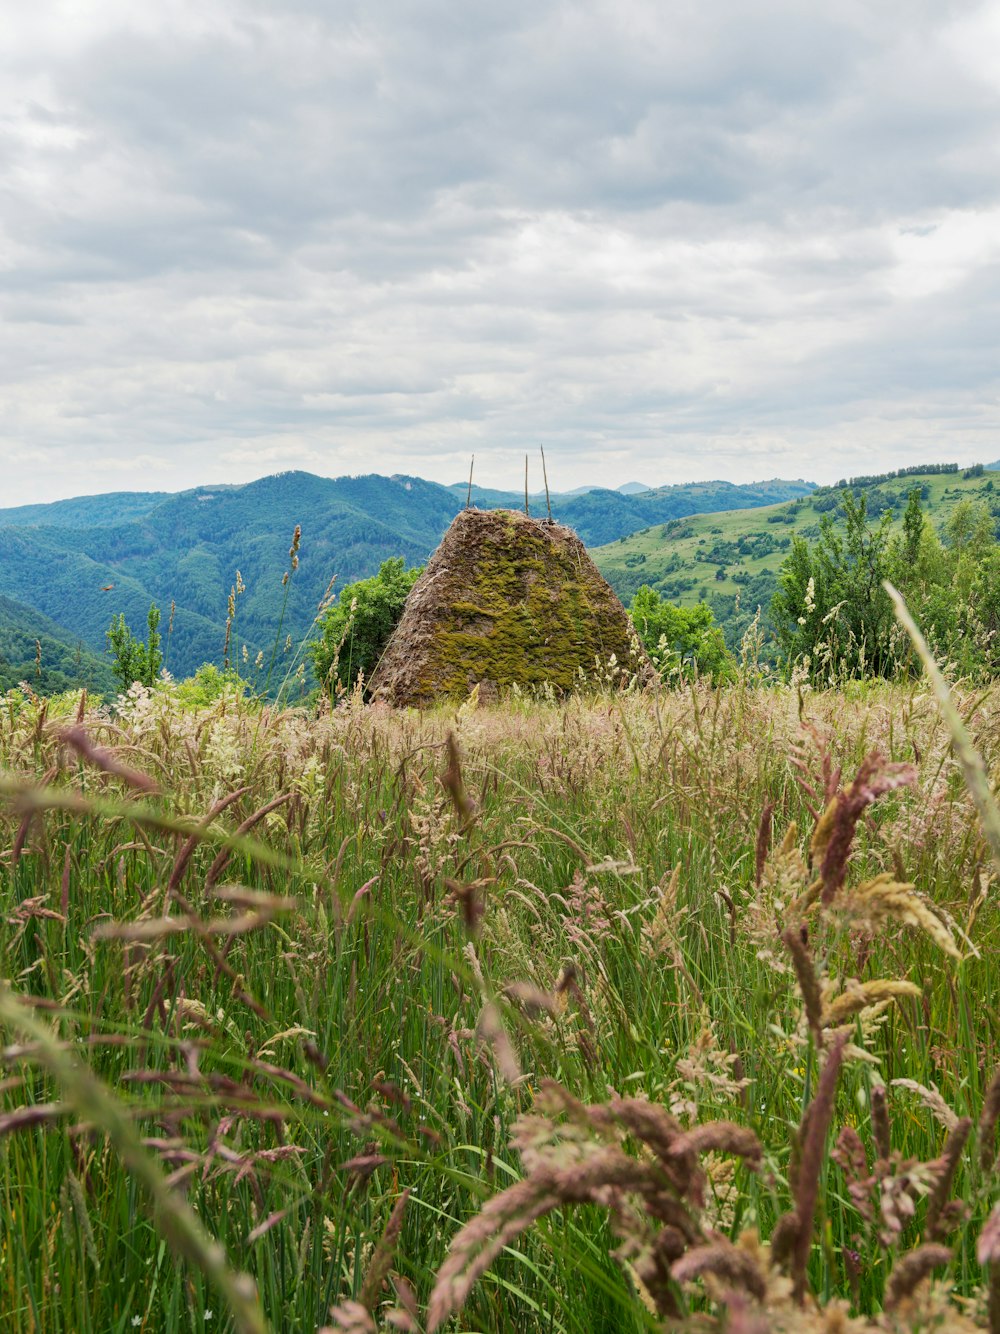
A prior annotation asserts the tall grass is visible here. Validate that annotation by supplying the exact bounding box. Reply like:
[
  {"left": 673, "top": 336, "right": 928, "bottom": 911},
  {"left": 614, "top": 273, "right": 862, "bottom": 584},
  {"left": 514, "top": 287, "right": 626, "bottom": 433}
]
[{"left": 0, "top": 673, "right": 998, "bottom": 1330}]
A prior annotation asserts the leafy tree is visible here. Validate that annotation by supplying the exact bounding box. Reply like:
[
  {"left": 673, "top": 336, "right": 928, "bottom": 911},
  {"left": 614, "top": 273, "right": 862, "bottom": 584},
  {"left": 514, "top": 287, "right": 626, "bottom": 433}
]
[
  {"left": 628, "top": 586, "right": 734, "bottom": 681},
  {"left": 106, "top": 602, "right": 162, "bottom": 690},
  {"left": 773, "top": 485, "right": 1000, "bottom": 680},
  {"left": 900, "top": 486, "right": 925, "bottom": 570},
  {"left": 942, "top": 498, "right": 996, "bottom": 600},
  {"left": 884, "top": 491, "right": 957, "bottom": 662},
  {"left": 311, "top": 558, "right": 422, "bottom": 694},
  {"left": 772, "top": 491, "right": 898, "bottom": 677},
  {"left": 944, "top": 497, "right": 994, "bottom": 554}
]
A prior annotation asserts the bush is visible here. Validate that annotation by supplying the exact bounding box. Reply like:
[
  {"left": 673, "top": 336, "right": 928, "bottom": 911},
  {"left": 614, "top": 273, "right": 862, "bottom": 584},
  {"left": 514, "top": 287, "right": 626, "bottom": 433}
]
[
  {"left": 173, "top": 663, "right": 249, "bottom": 709},
  {"left": 628, "top": 585, "right": 735, "bottom": 681},
  {"left": 311, "top": 557, "right": 422, "bottom": 694}
]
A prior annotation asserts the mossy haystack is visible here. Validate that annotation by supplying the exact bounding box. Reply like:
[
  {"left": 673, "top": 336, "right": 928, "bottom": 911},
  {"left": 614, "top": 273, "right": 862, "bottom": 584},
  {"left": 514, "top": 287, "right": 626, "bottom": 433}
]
[{"left": 368, "top": 508, "right": 655, "bottom": 705}]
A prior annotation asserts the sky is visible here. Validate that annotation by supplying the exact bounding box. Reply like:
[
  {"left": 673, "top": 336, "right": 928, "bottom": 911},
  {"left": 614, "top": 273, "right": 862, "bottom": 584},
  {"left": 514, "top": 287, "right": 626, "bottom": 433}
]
[{"left": 3, "top": 1, "right": 1000, "bottom": 506}]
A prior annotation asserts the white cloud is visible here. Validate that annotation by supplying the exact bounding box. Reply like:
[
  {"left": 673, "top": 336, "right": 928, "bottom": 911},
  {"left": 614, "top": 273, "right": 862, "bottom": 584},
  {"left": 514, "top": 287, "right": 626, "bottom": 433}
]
[
  {"left": 1, "top": 0, "right": 999, "bottom": 506},
  {"left": 88, "top": 453, "right": 170, "bottom": 473}
]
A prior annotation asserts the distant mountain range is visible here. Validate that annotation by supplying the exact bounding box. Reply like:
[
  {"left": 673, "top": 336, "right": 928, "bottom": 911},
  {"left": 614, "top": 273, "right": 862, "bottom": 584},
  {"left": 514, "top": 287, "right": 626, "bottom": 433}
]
[
  {"left": 0, "top": 470, "right": 816, "bottom": 684},
  {"left": 547, "top": 480, "right": 650, "bottom": 497}
]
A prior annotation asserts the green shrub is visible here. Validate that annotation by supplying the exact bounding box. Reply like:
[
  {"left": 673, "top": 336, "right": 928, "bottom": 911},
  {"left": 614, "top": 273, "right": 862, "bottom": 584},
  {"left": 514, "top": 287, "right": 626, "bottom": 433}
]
[
  {"left": 311, "top": 557, "right": 422, "bottom": 694},
  {"left": 628, "top": 585, "right": 734, "bottom": 681}
]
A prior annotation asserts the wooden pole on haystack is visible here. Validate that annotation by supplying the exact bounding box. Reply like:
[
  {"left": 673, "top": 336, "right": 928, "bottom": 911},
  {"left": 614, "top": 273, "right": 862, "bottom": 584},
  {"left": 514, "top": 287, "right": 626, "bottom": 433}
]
[
  {"left": 540, "top": 446, "right": 552, "bottom": 520},
  {"left": 524, "top": 455, "right": 529, "bottom": 516},
  {"left": 466, "top": 455, "right": 475, "bottom": 508}
]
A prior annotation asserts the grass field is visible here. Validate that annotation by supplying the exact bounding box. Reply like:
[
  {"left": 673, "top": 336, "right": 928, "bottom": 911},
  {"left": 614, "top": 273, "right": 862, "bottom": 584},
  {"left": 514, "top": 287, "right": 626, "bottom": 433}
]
[
  {"left": 593, "top": 468, "right": 999, "bottom": 610},
  {"left": 1, "top": 672, "right": 999, "bottom": 1331}
]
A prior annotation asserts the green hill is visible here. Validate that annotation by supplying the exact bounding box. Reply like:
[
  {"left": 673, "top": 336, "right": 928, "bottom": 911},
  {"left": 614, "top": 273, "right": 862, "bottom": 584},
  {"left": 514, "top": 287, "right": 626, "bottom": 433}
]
[
  {"left": 0, "top": 594, "right": 116, "bottom": 696},
  {"left": 0, "top": 471, "right": 816, "bottom": 683},
  {"left": 0, "top": 489, "right": 172, "bottom": 528},
  {"left": 592, "top": 463, "right": 995, "bottom": 650},
  {"left": 450, "top": 477, "right": 816, "bottom": 545},
  {"left": 0, "top": 473, "right": 460, "bottom": 680}
]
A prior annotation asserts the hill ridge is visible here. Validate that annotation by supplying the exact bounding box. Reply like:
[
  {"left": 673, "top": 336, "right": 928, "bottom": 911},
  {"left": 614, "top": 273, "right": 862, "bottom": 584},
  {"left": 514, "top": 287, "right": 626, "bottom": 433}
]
[
  {"left": 593, "top": 463, "right": 999, "bottom": 657},
  {"left": 0, "top": 469, "right": 816, "bottom": 681}
]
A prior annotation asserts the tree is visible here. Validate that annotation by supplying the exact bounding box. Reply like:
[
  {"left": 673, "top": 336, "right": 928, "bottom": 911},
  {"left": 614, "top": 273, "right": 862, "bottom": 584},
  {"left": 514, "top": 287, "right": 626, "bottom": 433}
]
[
  {"left": 773, "top": 485, "right": 1000, "bottom": 681},
  {"left": 311, "top": 558, "right": 422, "bottom": 694},
  {"left": 628, "top": 586, "right": 734, "bottom": 681},
  {"left": 106, "top": 602, "right": 163, "bottom": 690},
  {"left": 900, "top": 486, "right": 925, "bottom": 570},
  {"left": 772, "top": 490, "right": 898, "bottom": 677}
]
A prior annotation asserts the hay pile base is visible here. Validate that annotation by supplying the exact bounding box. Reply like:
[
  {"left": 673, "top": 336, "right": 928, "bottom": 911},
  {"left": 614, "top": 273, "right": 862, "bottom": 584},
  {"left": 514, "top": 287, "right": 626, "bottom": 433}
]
[{"left": 368, "top": 508, "right": 654, "bottom": 706}]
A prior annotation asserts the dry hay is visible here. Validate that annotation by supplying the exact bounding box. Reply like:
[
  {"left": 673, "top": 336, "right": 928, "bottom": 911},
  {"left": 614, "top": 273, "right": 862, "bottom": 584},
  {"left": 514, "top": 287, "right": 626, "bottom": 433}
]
[{"left": 368, "top": 507, "right": 654, "bottom": 706}]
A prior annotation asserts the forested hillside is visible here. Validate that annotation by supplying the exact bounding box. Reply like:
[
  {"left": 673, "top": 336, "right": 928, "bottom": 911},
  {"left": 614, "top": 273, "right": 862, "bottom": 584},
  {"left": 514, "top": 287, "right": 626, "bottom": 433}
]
[
  {"left": 0, "top": 473, "right": 460, "bottom": 678},
  {"left": 0, "top": 490, "right": 171, "bottom": 529},
  {"left": 594, "top": 463, "right": 997, "bottom": 655},
  {"left": 0, "top": 595, "right": 114, "bottom": 695},
  {"left": 0, "top": 470, "right": 814, "bottom": 680}
]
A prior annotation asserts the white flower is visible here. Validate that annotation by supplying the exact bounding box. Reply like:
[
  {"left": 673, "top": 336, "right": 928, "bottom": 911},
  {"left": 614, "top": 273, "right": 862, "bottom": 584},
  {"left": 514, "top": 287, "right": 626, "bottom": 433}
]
[
  {"left": 132, "top": 1318, "right": 142, "bottom": 1329},
  {"left": 204, "top": 1312, "right": 213, "bottom": 1322}
]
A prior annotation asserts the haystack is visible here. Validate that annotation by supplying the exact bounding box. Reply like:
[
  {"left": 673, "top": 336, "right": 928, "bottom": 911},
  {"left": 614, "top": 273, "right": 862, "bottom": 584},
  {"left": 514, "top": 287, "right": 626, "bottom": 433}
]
[{"left": 368, "top": 508, "right": 655, "bottom": 706}]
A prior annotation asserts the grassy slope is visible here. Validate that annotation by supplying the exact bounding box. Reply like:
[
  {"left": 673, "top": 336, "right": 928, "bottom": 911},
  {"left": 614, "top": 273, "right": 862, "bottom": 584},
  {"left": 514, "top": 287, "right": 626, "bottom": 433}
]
[
  {"left": 0, "top": 683, "right": 997, "bottom": 1330},
  {"left": 593, "top": 468, "right": 998, "bottom": 615}
]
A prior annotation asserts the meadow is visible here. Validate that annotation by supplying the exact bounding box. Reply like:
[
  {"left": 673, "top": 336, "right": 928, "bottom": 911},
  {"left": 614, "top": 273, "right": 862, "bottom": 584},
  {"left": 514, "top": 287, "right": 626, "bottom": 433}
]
[{"left": 1, "top": 666, "right": 999, "bottom": 1332}]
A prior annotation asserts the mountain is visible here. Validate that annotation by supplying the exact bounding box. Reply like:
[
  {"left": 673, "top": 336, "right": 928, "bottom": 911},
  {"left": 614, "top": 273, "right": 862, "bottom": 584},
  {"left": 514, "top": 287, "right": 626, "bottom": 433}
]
[
  {"left": 449, "top": 477, "right": 816, "bottom": 545},
  {"left": 0, "top": 490, "right": 173, "bottom": 529},
  {"left": 553, "top": 481, "right": 649, "bottom": 496},
  {"left": 592, "top": 463, "right": 996, "bottom": 652},
  {"left": 550, "top": 478, "right": 816, "bottom": 546},
  {"left": 0, "top": 594, "right": 115, "bottom": 696},
  {"left": 0, "top": 473, "right": 460, "bottom": 681},
  {"left": 1, "top": 470, "right": 816, "bottom": 682}
]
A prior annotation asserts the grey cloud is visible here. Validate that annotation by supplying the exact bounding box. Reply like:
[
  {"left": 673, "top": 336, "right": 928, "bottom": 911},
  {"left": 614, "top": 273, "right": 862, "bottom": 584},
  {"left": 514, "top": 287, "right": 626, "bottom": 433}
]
[{"left": 1, "top": 0, "right": 999, "bottom": 505}]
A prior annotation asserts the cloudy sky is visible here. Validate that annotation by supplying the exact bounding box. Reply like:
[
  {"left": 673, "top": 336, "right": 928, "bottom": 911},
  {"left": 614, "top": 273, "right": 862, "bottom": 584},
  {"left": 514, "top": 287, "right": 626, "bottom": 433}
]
[{"left": 3, "top": 1, "right": 1000, "bottom": 505}]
